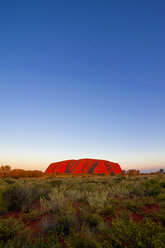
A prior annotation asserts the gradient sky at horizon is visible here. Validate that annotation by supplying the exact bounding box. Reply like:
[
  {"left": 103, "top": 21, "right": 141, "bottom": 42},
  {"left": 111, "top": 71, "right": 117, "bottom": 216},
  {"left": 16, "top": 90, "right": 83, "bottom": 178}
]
[{"left": 0, "top": 0, "right": 165, "bottom": 172}]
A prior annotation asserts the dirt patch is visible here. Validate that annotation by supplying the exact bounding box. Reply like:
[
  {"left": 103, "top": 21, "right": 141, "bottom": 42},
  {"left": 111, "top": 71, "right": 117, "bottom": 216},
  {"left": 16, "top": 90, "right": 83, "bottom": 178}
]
[{"left": 143, "top": 204, "right": 159, "bottom": 214}]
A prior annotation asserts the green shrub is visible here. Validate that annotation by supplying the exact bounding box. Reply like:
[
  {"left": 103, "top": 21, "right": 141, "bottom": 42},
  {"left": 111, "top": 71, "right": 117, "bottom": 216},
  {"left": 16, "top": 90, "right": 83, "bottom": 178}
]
[
  {"left": 2, "top": 184, "right": 24, "bottom": 211},
  {"left": 65, "top": 189, "right": 85, "bottom": 202},
  {"left": 0, "top": 203, "right": 8, "bottom": 214},
  {"left": 100, "top": 216, "right": 165, "bottom": 248},
  {"left": 125, "top": 198, "right": 144, "bottom": 213},
  {"left": 147, "top": 184, "right": 161, "bottom": 197},
  {"left": 157, "top": 193, "right": 165, "bottom": 202},
  {"left": 101, "top": 206, "right": 114, "bottom": 216},
  {"left": 108, "top": 183, "right": 130, "bottom": 197},
  {"left": 2, "top": 178, "right": 15, "bottom": 184},
  {"left": 48, "top": 180, "right": 63, "bottom": 187},
  {"left": 1, "top": 184, "right": 33, "bottom": 211},
  {"left": 54, "top": 202, "right": 76, "bottom": 235},
  {"left": 71, "top": 226, "right": 98, "bottom": 248},
  {"left": 0, "top": 191, "right": 8, "bottom": 214},
  {"left": 72, "top": 236, "right": 97, "bottom": 248},
  {"left": 0, "top": 218, "right": 28, "bottom": 243},
  {"left": 83, "top": 212, "right": 103, "bottom": 228},
  {"left": 85, "top": 190, "right": 110, "bottom": 209},
  {"left": 21, "top": 209, "right": 41, "bottom": 222},
  {"left": 160, "top": 181, "right": 165, "bottom": 188},
  {"left": 40, "top": 187, "right": 68, "bottom": 213}
]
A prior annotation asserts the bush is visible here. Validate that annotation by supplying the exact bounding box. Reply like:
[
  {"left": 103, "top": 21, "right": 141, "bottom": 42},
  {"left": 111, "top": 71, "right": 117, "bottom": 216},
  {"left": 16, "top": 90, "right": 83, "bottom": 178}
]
[
  {"left": 40, "top": 187, "right": 67, "bottom": 213},
  {"left": 0, "top": 218, "right": 28, "bottom": 243},
  {"left": 2, "top": 178, "right": 15, "bottom": 184},
  {"left": 21, "top": 209, "right": 41, "bottom": 223},
  {"left": 101, "top": 206, "right": 114, "bottom": 216},
  {"left": 1, "top": 183, "right": 38, "bottom": 212},
  {"left": 65, "top": 189, "right": 85, "bottom": 202},
  {"left": 160, "top": 181, "right": 165, "bottom": 188},
  {"left": 125, "top": 198, "right": 144, "bottom": 213},
  {"left": 83, "top": 212, "right": 103, "bottom": 228},
  {"left": 48, "top": 180, "right": 63, "bottom": 187},
  {"left": 71, "top": 226, "right": 98, "bottom": 248},
  {"left": 157, "top": 194, "right": 165, "bottom": 202},
  {"left": 72, "top": 235, "right": 97, "bottom": 248},
  {"left": 54, "top": 202, "right": 76, "bottom": 235},
  {"left": 2, "top": 184, "right": 26, "bottom": 211},
  {"left": 85, "top": 190, "right": 110, "bottom": 209},
  {"left": 100, "top": 216, "right": 165, "bottom": 248},
  {"left": 108, "top": 184, "right": 130, "bottom": 197},
  {"left": 145, "top": 180, "right": 162, "bottom": 197}
]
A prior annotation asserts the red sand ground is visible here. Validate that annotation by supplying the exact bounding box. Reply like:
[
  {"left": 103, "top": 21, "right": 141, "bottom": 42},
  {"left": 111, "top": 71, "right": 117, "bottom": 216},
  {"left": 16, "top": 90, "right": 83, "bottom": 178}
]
[{"left": 45, "top": 158, "right": 122, "bottom": 174}]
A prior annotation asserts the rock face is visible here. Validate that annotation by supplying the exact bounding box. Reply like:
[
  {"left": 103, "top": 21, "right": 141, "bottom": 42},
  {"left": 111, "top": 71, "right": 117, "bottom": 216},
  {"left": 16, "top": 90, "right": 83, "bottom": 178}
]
[{"left": 45, "top": 158, "right": 122, "bottom": 174}]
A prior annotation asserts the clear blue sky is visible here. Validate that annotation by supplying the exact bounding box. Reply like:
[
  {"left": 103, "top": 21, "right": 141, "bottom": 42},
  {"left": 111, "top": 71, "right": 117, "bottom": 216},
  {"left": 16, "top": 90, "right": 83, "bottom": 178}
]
[{"left": 0, "top": 0, "right": 165, "bottom": 172}]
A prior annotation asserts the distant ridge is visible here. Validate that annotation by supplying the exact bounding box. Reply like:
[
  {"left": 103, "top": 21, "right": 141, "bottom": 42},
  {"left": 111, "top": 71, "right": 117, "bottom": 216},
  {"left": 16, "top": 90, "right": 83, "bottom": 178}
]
[{"left": 45, "top": 158, "right": 122, "bottom": 174}]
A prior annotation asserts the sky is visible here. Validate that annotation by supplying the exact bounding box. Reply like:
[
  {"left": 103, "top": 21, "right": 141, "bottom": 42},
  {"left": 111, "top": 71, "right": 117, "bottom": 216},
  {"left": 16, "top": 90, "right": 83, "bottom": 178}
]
[{"left": 0, "top": 0, "right": 165, "bottom": 172}]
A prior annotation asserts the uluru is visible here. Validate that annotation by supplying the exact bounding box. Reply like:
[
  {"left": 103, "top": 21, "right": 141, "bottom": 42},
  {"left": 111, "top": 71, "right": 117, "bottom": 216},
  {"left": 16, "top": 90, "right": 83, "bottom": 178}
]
[{"left": 45, "top": 158, "right": 122, "bottom": 174}]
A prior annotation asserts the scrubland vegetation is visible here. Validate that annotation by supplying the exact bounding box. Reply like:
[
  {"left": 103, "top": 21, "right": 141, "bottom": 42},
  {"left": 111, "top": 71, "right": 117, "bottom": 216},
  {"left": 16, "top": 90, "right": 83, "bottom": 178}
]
[{"left": 0, "top": 171, "right": 165, "bottom": 247}]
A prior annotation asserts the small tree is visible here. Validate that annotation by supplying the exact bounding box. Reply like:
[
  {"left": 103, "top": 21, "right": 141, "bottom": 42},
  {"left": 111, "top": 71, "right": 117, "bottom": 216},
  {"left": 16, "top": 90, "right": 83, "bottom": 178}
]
[
  {"left": 127, "top": 169, "right": 140, "bottom": 176},
  {"left": 121, "top": 170, "right": 127, "bottom": 176},
  {"left": 0, "top": 165, "right": 11, "bottom": 178},
  {"left": 159, "top": 169, "right": 164, "bottom": 174}
]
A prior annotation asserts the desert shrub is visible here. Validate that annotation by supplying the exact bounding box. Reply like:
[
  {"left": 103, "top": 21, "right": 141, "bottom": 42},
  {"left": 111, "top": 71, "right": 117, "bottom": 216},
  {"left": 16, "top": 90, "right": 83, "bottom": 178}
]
[
  {"left": 159, "top": 201, "right": 165, "bottom": 209},
  {"left": 6, "top": 228, "right": 62, "bottom": 248},
  {"left": 0, "top": 203, "right": 8, "bottom": 214},
  {"left": 160, "top": 181, "right": 165, "bottom": 188},
  {"left": 49, "top": 200, "right": 77, "bottom": 235},
  {"left": 40, "top": 187, "right": 68, "bottom": 213},
  {"left": 2, "top": 184, "right": 27, "bottom": 211},
  {"left": 125, "top": 198, "right": 144, "bottom": 213},
  {"left": 157, "top": 207, "right": 165, "bottom": 225},
  {"left": 71, "top": 225, "right": 98, "bottom": 248},
  {"left": 100, "top": 217, "right": 165, "bottom": 248},
  {"left": 21, "top": 209, "right": 41, "bottom": 223},
  {"left": 0, "top": 218, "right": 28, "bottom": 244},
  {"left": 54, "top": 212, "right": 76, "bottom": 235},
  {"left": 157, "top": 193, "right": 165, "bottom": 202},
  {"left": 144, "top": 179, "right": 162, "bottom": 197},
  {"left": 0, "top": 188, "right": 8, "bottom": 214},
  {"left": 48, "top": 179, "right": 63, "bottom": 187},
  {"left": 30, "top": 183, "right": 51, "bottom": 201},
  {"left": 85, "top": 190, "right": 110, "bottom": 210},
  {"left": 72, "top": 235, "right": 97, "bottom": 248},
  {"left": 114, "top": 176, "right": 126, "bottom": 182},
  {"left": 101, "top": 206, "right": 114, "bottom": 216},
  {"left": 108, "top": 183, "right": 130, "bottom": 197},
  {"left": 2, "top": 178, "right": 15, "bottom": 184},
  {"left": 39, "top": 183, "right": 52, "bottom": 199},
  {"left": 1, "top": 182, "right": 49, "bottom": 212},
  {"left": 65, "top": 189, "right": 85, "bottom": 202},
  {"left": 129, "top": 181, "right": 146, "bottom": 197},
  {"left": 83, "top": 212, "right": 103, "bottom": 228}
]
